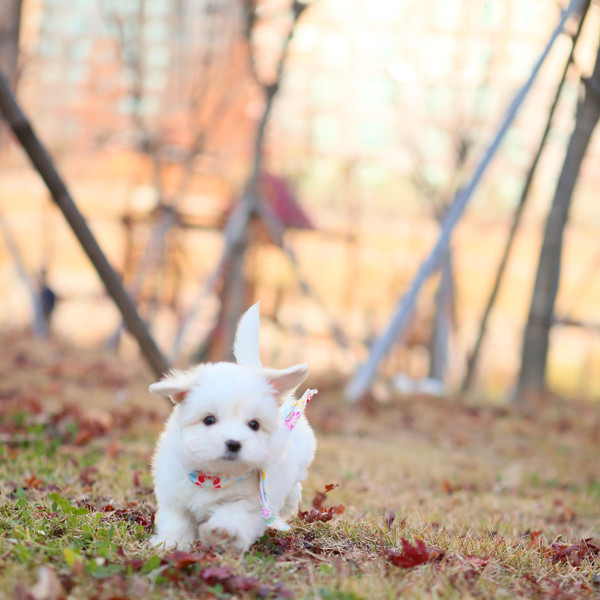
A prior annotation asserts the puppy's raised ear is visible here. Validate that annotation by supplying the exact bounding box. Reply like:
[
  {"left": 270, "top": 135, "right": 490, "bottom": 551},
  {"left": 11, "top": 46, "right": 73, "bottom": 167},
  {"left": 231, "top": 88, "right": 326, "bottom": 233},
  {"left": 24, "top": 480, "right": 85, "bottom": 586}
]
[
  {"left": 149, "top": 367, "right": 202, "bottom": 404},
  {"left": 234, "top": 302, "right": 262, "bottom": 368},
  {"left": 263, "top": 363, "right": 309, "bottom": 400}
]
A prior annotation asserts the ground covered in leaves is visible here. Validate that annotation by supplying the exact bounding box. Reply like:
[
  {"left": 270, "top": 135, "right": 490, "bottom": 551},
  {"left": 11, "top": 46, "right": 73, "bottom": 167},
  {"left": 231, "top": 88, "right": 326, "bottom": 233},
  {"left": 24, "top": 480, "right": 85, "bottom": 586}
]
[{"left": 1, "top": 332, "right": 599, "bottom": 599}]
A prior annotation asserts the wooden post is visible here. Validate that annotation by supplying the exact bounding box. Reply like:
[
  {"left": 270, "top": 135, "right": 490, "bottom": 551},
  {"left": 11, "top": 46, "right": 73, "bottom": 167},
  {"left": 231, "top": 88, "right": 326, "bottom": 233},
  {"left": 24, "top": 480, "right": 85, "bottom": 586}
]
[{"left": 0, "top": 72, "right": 170, "bottom": 379}]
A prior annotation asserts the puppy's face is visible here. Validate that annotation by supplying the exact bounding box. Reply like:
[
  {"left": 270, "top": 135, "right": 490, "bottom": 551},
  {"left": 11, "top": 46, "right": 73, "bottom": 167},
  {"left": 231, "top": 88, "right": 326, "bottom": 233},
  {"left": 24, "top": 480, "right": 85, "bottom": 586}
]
[
  {"left": 151, "top": 360, "right": 309, "bottom": 474},
  {"left": 177, "top": 364, "right": 280, "bottom": 474}
]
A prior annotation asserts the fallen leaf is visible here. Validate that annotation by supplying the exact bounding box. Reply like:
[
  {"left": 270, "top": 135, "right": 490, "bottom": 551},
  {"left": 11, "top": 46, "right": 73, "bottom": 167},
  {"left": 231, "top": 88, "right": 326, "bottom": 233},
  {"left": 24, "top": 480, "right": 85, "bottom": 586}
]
[
  {"left": 106, "top": 439, "right": 120, "bottom": 457},
  {"left": 24, "top": 474, "right": 44, "bottom": 489},
  {"left": 442, "top": 480, "right": 454, "bottom": 494},
  {"left": 383, "top": 511, "right": 396, "bottom": 530},
  {"left": 200, "top": 565, "right": 233, "bottom": 584},
  {"left": 163, "top": 550, "right": 208, "bottom": 570},
  {"left": 386, "top": 538, "right": 445, "bottom": 569},
  {"left": 548, "top": 538, "right": 600, "bottom": 566},
  {"left": 29, "top": 566, "right": 64, "bottom": 600},
  {"left": 227, "top": 575, "right": 262, "bottom": 592},
  {"left": 312, "top": 483, "right": 339, "bottom": 510},
  {"left": 84, "top": 409, "right": 114, "bottom": 430},
  {"left": 73, "top": 428, "right": 94, "bottom": 446},
  {"left": 297, "top": 504, "right": 345, "bottom": 524},
  {"left": 521, "top": 530, "right": 543, "bottom": 546},
  {"left": 298, "top": 483, "right": 344, "bottom": 523}
]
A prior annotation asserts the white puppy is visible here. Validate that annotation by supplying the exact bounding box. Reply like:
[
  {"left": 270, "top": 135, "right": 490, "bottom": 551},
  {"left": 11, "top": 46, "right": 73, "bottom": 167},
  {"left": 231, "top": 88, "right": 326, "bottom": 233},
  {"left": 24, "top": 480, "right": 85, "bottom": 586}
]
[{"left": 149, "top": 304, "right": 317, "bottom": 553}]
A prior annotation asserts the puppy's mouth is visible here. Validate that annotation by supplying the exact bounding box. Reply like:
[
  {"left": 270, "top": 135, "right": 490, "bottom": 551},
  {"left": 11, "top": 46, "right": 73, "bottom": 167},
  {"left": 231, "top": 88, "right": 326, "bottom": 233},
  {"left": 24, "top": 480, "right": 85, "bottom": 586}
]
[{"left": 222, "top": 452, "right": 240, "bottom": 462}]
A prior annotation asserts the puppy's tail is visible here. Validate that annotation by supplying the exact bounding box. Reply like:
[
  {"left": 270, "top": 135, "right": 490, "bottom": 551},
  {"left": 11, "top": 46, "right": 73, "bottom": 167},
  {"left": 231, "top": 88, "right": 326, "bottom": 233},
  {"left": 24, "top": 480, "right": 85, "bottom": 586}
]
[{"left": 234, "top": 302, "right": 263, "bottom": 367}]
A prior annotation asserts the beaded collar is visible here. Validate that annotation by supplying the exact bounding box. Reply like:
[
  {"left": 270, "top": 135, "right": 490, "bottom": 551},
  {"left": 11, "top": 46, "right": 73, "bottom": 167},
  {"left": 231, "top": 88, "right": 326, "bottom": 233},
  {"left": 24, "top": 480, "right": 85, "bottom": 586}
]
[
  {"left": 186, "top": 470, "right": 252, "bottom": 489},
  {"left": 185, "top": 388, "right": 317, "bottom": 529}
]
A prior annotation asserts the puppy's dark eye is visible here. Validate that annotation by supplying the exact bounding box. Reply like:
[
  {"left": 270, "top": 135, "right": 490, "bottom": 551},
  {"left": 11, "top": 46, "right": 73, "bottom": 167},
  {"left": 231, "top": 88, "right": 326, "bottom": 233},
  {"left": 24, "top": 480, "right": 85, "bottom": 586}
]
[
  {"left": 248, "top": 420, "right": 260, "bottom": 431},
  {"left": 203, "top": 415, "right": 216, "bottom": 426}
]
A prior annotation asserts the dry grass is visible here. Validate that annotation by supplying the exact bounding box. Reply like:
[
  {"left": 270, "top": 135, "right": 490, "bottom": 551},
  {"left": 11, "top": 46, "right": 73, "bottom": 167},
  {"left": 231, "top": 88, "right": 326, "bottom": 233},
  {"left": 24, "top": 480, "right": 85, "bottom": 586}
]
[{"left": 1, "top": 332, "right": 599, "bottom": 599}]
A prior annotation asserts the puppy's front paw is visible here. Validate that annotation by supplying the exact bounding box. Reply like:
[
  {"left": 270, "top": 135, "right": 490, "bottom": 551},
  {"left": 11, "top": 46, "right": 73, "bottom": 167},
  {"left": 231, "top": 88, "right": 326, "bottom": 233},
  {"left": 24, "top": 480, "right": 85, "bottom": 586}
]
[
  {"left": 151, "top": 512, "right": 196, "bottom": 551},
  {"left": 198, "top": 518, "right": 252, "bottom": 554}
]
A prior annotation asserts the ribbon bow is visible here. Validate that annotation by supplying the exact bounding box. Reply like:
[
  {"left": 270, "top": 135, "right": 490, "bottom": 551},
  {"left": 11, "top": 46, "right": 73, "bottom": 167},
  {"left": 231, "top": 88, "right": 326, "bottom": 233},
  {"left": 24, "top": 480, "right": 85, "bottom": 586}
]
[{"left": 258, "top": 388, "right": 318, "bottom": 529}]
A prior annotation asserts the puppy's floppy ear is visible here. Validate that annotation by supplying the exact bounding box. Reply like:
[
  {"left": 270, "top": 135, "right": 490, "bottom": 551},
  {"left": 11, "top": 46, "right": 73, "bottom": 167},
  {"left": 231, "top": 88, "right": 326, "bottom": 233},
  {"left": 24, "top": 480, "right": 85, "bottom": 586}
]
[
  {"left": 149, "top": 367, "right": 202, "bottom": 404},
  {"left": 263, "top": 363, "right": 309, "bottom": 399}
]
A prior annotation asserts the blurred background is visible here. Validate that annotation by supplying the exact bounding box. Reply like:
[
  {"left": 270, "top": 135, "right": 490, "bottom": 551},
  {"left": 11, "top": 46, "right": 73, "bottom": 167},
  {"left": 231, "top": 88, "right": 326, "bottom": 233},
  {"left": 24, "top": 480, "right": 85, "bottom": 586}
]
[{"left": 1, "top": 0, "right": 600, "bottom": 403}]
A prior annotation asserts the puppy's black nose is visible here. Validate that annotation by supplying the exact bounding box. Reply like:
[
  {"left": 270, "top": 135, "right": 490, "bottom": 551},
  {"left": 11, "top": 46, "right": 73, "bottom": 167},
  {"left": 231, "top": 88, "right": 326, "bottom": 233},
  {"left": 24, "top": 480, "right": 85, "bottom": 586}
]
[{"left": 225, "top": 439, "right": 241, "bottom": 453}]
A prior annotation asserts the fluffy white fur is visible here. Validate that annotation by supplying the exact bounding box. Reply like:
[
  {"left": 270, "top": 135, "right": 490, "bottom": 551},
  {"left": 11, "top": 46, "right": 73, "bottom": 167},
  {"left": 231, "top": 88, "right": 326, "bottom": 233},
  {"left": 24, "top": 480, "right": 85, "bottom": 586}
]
[{"left": 150, "top": 303, "right": 317, "bottom": 553}]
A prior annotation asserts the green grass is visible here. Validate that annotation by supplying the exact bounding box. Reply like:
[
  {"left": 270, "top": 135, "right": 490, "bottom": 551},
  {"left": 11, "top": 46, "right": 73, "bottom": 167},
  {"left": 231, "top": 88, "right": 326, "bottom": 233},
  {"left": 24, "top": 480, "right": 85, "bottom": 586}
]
[{"left": 0, "top": 335, "right": 599, "bottom": 599}]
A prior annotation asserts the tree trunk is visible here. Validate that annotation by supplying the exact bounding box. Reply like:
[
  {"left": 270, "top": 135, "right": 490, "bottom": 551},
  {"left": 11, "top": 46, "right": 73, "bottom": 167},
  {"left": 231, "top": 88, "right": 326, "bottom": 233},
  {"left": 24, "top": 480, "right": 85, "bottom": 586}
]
[
  {"left": 0, "top": 0, "right": 21, "bottom": 89},
  {"left": 196, "top": 2, "right": 308, "bottom": 362},
  {"left": 195, "top": 223, "right": 251, "bottom": 363},
  {"left": 461, "top": 0, "right": 591, "bottom": 395},
  {"left": 516, "top": 38, "right": 600, "bottom": 403}
]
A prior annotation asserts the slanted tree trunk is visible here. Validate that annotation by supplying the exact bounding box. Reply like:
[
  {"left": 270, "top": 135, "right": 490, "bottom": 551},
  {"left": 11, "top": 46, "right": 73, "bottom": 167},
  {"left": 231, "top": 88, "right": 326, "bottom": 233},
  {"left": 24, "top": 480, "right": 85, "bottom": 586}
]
[
  {"left": 0, "top": 73, "right": 170, "bottom": 379},
  {"left": 0, "top": 0, "right": 22, "bottom": 148},
  {"left": 516, "top": 38, "right": 600, "bottom": 404}
]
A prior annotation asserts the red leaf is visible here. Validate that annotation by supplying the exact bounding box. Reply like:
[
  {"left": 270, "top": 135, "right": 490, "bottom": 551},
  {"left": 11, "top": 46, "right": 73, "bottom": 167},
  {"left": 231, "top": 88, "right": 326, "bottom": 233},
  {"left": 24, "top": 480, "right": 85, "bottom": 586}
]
[
  {"left": 163, "top": 550, "right": 208, "bottom": 577},
  {"left": 298, "top": 483, "right": 344, "bottom": 523},
  {"left": 386, "top": 538, "right": 445, "bottom": 569},
  {"left": 125, "top": 557, "right": 145, "bottom": 572},
  {"left": 201, "top": 565, "right": 233, "bottom": 584},
  {"left": 298, "top": 504, "right": 345, "bottom": 524},
  {"left": 226, "top": 575, "right": 261, "bottom": 592},
  {"left": 24, "top": 474, "right": 44, "bottom": 489},
  {"left": 73, "top": 427, "right": 94, "bottom": 446},
  {"left": 311, "top": 483, "right": 339, "bottom": 510},
  {"left": 526, "top": 530, "right": 543, "bottom": 549},
  {"left": 549, "top": 538, "right": 600, "bottom": 566},
  {"left": 441, "top": 480, "right": 454, "bottom": 494}
]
